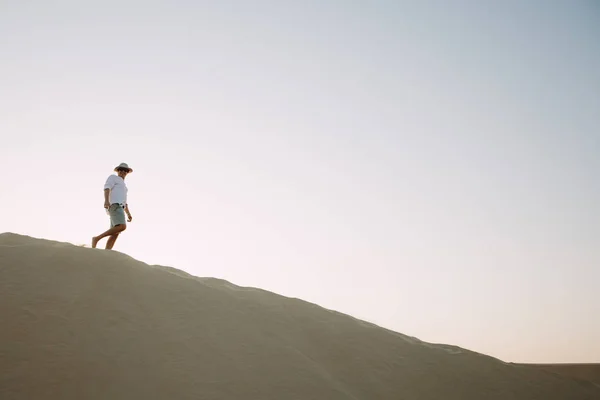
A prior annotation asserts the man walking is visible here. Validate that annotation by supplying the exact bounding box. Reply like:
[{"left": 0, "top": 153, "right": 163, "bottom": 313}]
[{"left": 92, "top": 163, "right": 133, "bottom": 249}]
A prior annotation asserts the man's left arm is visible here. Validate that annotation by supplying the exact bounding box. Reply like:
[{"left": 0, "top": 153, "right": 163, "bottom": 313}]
[{"left": 125, "top": 204, "right": 133, "bottom": 222}]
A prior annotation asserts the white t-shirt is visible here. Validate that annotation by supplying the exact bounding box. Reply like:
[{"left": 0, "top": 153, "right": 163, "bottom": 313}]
[{"left": 104, "top": 175, "right": 128, "bottom": 205}]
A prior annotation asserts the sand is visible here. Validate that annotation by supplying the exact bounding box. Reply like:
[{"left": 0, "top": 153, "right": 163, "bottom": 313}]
[
  {"left": 516, "top": 363, "right": 600, "bottom": 386},
  {"left": 1, "top": 233, "right": 599, "bottom": 400}
]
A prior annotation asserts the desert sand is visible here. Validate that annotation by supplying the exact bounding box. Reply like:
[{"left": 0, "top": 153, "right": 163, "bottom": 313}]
[
  {"left": 515, "top": 363, "right": 600, "bottom": 386},
  {"left": 1, "top": 233, "right": 599, "bottom": 400}
]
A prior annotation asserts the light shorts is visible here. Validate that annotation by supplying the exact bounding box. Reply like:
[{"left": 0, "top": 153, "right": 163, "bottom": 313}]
[{"left": 108, "top": 203, "right": 126, "bottom": 227}]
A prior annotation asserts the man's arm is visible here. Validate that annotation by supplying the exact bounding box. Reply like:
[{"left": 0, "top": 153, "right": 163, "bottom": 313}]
[
  {"left": 125, "top": 204, "right": 133, "bottom": 222},
  {"left": 103, "top": 176, "right": 115, "bottom": 209},
  {"left": 104, "top": 189, "right": 110, "bottom": 209}
]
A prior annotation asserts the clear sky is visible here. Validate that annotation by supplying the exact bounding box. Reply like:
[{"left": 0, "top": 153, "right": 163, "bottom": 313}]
[{"left": 1, "top": 1, "right": 598, "bottom": 363}]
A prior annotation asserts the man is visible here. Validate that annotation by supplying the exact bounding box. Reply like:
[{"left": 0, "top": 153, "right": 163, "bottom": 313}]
[{"left": 92, "top": 163, "right": 134, "bottom": 249}]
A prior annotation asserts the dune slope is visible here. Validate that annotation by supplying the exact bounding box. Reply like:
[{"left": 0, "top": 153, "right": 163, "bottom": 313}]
[
  {"left": 516, "top": 363, "right": 600, "bottom": 385},
  {"left": 1, "top": 233, "right": 599, "bottom": 400}
]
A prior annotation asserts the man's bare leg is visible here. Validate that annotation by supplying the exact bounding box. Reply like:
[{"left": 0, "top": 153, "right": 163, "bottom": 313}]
[
  {"left": 92, "top": 224, "right": 126, "bottom": 248},
  {"left": 105, "top": 234, "right": 120, "bottom": 250}
]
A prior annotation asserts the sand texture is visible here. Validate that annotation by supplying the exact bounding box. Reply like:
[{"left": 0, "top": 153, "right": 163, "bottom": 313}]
[
  {"left": 516, "top": 363, "right": 600, "bottom": 386},
  {"left": 1, "top": 233, "right": 599, "bottom": 400}
]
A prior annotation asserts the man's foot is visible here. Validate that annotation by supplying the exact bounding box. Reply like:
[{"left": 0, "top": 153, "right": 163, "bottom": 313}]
[{"left": 91, "top": 237, "right": 99, "bottom": 248}]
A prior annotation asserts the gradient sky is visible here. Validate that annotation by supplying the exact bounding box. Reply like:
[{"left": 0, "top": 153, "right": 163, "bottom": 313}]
[{"left": 1, "top": 1, "right": 598, "bottom": 363}]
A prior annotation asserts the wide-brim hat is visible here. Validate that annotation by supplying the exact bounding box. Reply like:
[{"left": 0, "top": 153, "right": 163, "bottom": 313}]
[{"left": 114, "top": 162, "right": 133, "bottom": 173}]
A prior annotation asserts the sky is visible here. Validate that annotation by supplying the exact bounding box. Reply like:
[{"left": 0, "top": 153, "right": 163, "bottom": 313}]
[{"left": 1, "top": 0, "right": 598, "bottom": 363}]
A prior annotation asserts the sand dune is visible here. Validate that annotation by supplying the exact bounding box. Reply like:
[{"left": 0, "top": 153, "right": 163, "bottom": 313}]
[
  {"left": 516, "top": 363, "right": 600, "bottom": 385},
  {"left": 1, "top": 233, "right": 599, "bottom": 400}
]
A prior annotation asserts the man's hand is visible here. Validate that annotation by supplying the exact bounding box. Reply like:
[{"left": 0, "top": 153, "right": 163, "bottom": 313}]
[
  {"left": 104, "top": 200, "right": 111, "bottom": 209},
  {"left": 125, "top": 204, "right": 132, "bottom": 222}
]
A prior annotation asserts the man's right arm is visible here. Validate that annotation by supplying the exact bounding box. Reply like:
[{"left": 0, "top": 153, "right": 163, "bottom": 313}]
[
  {"left": 103, "top": 176, "right": 115, "bottom": 209},
  {"left": 104, "top": 188, "right": 110, "bottom": 209}
]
